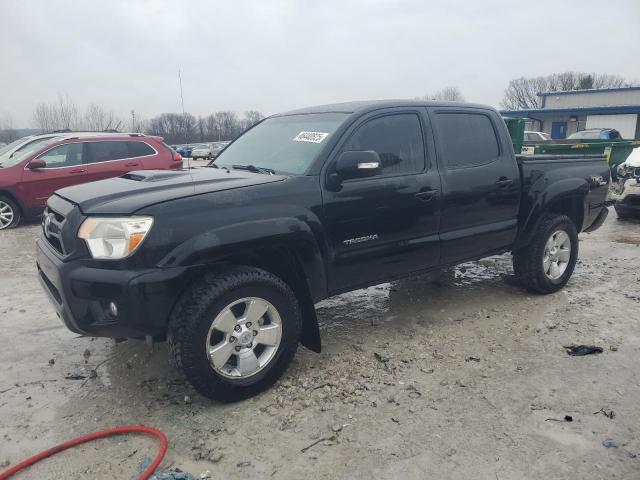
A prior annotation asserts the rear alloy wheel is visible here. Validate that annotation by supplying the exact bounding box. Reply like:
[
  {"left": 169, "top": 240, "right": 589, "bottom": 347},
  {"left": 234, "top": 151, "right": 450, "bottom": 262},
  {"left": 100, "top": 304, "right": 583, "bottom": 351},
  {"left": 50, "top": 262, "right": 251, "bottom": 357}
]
[
  {"left": 512, "top": 213, "right": 578, "bottom": 294},
  {"left": 0, "top": 196, "right": 21, "bottom": 230},
  {"left": 542, "top": 230, "right": 572, "bottom": 280},
  {"left": 168, "top": 267, "right": 300, "bottom": 402}
]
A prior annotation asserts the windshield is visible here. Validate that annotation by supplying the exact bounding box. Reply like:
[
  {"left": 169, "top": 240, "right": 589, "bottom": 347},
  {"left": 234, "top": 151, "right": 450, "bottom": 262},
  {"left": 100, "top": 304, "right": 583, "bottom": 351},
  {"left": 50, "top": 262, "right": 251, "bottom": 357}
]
[
  {"left": 0, "top": 137, "right": 29, "bottom": 156},
  {"left": 0, "top": 138, "right": 59, "bottom": 167},
  {"left": 215, "top": 113, "right": 348, "bottom": 174}
]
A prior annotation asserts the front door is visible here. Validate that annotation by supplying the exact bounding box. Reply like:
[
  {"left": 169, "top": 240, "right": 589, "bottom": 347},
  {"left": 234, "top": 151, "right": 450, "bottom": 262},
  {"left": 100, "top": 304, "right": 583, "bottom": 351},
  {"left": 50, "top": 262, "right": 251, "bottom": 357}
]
[
  {"left": 20, "top": 142, "right": 87, "bottom": 210},
  {"left": 551, "top": 122, "right": 567, "bottom": 139},
  {"left": 322, "top": 110, "right": 441, "bottom": 293}
]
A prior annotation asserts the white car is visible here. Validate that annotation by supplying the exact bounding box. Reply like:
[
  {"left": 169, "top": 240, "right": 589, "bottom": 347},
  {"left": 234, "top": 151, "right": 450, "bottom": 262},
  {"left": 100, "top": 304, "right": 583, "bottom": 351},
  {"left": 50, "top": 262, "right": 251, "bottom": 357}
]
[
  {"left": 0, "top": 133, "right": 63, "bottom": 165},
  {"left": 191, "top": 144, "right": 215, "bottom": 160},
  {"left": 524, "top": 131, "right": 551, "bottom": 142}
]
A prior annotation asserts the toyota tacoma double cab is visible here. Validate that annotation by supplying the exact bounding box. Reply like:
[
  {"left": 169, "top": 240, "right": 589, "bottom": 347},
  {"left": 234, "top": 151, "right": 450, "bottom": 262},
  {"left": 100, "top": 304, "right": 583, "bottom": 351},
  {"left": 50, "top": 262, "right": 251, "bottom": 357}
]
[{"left": 36, "top": 101, "right": 610, "bottom": 401}]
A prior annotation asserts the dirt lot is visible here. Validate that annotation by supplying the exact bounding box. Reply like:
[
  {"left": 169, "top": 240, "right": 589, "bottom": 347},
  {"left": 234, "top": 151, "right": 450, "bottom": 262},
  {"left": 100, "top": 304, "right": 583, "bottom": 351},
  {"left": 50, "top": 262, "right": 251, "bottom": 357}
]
[{"left": 1, "top": 211, "right": 639, "bottom": 479}]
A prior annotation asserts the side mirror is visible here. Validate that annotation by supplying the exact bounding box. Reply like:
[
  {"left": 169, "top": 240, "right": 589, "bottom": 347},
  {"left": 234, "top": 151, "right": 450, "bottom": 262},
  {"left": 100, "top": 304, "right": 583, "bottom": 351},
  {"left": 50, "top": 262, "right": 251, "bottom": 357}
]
[
  {"left": 27, "top": 159, "right": 47, "bottom": 170},
  {"left": 335, "top": 150, "right": 382, "bottom": 179}
]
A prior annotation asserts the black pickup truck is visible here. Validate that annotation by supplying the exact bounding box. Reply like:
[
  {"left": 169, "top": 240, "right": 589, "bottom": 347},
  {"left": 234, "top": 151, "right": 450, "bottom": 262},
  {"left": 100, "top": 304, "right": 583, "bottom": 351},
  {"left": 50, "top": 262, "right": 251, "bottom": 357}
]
[{"left": 36, "top": 101, "right": 610, "bottom": 401}]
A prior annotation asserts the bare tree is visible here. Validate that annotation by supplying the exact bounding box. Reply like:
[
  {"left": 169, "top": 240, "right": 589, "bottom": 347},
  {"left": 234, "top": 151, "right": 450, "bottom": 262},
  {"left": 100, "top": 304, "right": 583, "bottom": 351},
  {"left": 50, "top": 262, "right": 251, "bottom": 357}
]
[
  {"left": 240, "top": 110, "right": 265, "bottom": 131},
  {"left": 56, "top": 94, "right": 78, "bottom": 130},
  {"left": 203, "top": 114, "right": 219, "bottom": 142},
  {"left": 146, "top": 112, "right": 198, "bottom": 144},
  {"left": 501, "top": 72, "right": 631, "bottom": 110},
  {"left": 419, "top": 86, "right": 465, "bottom": 102},
  {"left": 0, "top": 113, "right": 17, "bottom": 144},
  {"left": 215, "top": 111, "right": 240, "bottom": 140},
  {"left": 33, "top": 102, "right": 57, "bottom": 132},
  {"left": 82, "top": 103, "right": 117, "bottom": 131}
]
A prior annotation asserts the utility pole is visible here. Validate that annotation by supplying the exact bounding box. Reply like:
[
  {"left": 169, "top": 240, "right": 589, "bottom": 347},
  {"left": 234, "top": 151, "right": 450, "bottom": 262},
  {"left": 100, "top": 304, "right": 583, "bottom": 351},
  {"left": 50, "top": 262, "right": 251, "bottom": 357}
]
[
  {"left": 130, "top": 109, "right": 136, "bottom": 132},
  {"left": 178, "top": 69, "right": 190, "bottom": 168}
]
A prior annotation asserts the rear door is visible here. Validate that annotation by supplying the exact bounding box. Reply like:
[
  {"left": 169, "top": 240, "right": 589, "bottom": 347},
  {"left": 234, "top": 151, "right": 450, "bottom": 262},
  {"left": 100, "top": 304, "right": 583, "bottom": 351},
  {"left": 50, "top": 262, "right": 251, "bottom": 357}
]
[
  {"left": 322, "top": 109, "right": 441, "bottom": 292},
  {"left": 84, "top": 140, "right": 149, "bottom": 182},
  {"left": 20, "top": 142, "right": 87, "bottom": 208},
  {"left": 429, "top": 108, "right": 520, "bottom": 263}
]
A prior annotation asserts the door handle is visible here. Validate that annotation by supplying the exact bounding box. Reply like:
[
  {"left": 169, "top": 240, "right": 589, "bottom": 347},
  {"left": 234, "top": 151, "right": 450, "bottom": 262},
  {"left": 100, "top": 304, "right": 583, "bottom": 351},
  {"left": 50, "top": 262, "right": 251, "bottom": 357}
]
[
  {"left": 415, "top": 190, "right": 439, "bottom": 202},
  {"left": 70, "top": 168, "right": 86, "bottom": 174},
  {"left": 125, "top": 162, "right": 139, "bottom": 167},
  {"left": 495, "top": 178, "right": 513, "bottom": 188}
]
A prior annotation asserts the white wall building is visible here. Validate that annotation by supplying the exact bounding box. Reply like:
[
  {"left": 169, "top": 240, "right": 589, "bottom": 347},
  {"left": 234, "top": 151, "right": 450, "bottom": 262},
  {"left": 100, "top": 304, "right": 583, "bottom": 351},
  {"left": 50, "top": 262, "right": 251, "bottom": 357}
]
[{"left": 502, "top": 86, "right": 640, "bottom": 139}]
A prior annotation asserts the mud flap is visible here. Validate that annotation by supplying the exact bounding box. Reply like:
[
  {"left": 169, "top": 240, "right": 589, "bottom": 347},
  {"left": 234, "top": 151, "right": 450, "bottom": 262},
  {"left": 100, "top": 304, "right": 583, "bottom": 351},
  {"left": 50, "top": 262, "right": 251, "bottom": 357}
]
[
  {"left": 300, "top": 300, "right": 321, "bottom": 353},
  {"left": 583, "top": 207, "right": 608, "bottom": 233}
]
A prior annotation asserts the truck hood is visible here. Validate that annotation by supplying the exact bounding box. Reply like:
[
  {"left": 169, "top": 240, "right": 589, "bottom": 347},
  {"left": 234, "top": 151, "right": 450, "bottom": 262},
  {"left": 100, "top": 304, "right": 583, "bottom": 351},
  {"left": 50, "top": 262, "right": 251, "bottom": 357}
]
[{"left": 55, "top": 167, "right": 286, "bottom": 215}]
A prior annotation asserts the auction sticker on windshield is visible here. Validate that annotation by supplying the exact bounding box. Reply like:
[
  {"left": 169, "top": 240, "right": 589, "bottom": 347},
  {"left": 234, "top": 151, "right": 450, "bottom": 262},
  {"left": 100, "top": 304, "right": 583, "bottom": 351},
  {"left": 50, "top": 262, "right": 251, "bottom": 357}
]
[{"left": 293, "top": 131, "right": 329, "bottom": 143}]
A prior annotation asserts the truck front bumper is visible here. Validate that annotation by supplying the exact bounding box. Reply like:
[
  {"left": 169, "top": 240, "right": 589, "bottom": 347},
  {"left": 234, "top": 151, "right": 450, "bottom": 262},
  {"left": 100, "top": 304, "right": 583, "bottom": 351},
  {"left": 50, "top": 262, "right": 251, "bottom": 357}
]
[{"left": 36, "top": 239, "right": 192, "bottom": 338}]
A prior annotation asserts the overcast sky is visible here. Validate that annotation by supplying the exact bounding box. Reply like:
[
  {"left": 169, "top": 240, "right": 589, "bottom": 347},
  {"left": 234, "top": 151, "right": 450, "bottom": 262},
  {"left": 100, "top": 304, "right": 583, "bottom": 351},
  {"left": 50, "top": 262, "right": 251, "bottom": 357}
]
[{"left": 1, "top": 0, "right": 639, "bottom": 127}]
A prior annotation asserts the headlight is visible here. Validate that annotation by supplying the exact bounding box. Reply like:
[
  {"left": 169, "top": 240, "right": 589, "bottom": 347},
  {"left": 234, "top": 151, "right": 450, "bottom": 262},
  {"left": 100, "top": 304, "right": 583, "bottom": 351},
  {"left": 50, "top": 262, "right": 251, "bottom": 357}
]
[{"left": 78, "top": 216, "right": 154, "bottom": 259}]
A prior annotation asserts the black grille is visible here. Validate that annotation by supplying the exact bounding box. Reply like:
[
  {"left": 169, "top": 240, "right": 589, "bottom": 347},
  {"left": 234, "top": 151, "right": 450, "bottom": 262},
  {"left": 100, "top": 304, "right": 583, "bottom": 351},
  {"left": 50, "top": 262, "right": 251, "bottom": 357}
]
[
  {"left": 42, "top": 207, "right": 66, "bottom": 255},
  {"left": 634, "top": 167, "right": 640, "bottom": 179}
]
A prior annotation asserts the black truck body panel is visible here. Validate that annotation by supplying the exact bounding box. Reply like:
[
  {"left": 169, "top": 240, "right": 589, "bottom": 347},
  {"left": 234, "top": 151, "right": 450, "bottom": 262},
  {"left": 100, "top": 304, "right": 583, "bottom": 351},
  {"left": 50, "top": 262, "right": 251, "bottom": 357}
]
[{"left": 36, "top": 101, "right": 610, "bottom": 345}]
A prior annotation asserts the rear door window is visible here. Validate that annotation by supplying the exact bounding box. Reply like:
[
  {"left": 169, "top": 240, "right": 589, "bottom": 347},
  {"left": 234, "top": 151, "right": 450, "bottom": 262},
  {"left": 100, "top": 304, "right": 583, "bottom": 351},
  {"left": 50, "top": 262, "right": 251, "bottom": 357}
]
[
  {"left": 85, "top": 141, "right": 129, "bottom": 164},
  {"left": 342, "top": 113, "right": 426, "bottom": 176},
  {"left": 38, "top": 143, "right": 83, "bottom": 168},
  {"left": 126, "top": 141, "right": 155, "bottom": 157},
  {"left": 435, "top": 112, "right": 500, "bottom": 169}
]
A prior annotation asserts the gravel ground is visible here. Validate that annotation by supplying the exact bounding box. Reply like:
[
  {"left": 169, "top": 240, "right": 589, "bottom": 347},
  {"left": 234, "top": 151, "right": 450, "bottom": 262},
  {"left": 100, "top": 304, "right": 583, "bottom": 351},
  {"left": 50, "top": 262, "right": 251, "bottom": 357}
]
[{"left": 0, "top": 210, "right": 639, "bottom": 479}]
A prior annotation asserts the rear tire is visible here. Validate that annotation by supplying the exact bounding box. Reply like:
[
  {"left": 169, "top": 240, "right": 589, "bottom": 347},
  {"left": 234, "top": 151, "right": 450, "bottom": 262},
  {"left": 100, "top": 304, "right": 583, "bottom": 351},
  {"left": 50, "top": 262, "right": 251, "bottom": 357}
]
[
  {"left": 168, "top": 266, "right": 300, "bottom": 402},
  {"left": 512, "top": 213, "right": 578, "bottom": 294},
  {"left": 0, "top": 195, "right": 21, "bottom": 230}
]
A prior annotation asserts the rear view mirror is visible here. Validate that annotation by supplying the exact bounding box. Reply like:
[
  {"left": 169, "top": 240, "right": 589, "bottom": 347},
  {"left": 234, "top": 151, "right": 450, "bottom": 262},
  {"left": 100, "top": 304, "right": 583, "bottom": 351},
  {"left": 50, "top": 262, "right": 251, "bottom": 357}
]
[
  {"left": 335, "top": 150, "right": 381, "bottom": 179},
  {"left": 27, "top": 159, "right": 47, "bottom": 170}
]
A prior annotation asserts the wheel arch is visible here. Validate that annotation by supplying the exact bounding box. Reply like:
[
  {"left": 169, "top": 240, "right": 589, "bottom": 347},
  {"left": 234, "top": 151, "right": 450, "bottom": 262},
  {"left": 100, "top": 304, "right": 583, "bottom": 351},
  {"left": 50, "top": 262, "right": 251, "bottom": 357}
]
[
  {"left": 0, "top": 189, "right": 24, "bottom": 216},
  {"left": 212, "top": 245, "right": 322, "bottom": 353},
  {"left": 514, "top": 194, "right": 586, "bottom": 250}
]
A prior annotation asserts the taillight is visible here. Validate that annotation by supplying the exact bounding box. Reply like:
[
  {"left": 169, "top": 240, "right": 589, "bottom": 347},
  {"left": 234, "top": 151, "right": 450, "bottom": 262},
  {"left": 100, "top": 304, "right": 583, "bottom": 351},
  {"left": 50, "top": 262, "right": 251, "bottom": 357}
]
[{"left": 173, "top": 152, "right": 182, "bottom": 162}]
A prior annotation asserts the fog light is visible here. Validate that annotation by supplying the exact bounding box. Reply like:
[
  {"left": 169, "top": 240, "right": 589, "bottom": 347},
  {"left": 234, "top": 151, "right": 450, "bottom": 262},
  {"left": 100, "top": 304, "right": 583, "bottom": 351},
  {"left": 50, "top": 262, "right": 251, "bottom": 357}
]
[{"left": 108, "top": 302, "right": 118, "bottom": 317}]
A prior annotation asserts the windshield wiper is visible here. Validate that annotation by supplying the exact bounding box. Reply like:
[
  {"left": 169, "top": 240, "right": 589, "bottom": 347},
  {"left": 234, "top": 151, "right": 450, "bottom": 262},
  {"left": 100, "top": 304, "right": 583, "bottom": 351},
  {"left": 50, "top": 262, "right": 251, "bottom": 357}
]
[
  {"left": 205, "top": 162, "right": 230, "bottom": 173},
  {"left": 231, "top": 164, "right": 275, "bottom": 175}
]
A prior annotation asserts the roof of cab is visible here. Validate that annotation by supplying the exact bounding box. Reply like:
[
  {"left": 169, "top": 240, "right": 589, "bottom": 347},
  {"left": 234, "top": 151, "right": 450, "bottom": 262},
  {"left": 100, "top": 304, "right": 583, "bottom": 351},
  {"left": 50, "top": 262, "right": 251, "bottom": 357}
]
[{"left": 274, "top": 100, "right": 494, "bottom": 116}]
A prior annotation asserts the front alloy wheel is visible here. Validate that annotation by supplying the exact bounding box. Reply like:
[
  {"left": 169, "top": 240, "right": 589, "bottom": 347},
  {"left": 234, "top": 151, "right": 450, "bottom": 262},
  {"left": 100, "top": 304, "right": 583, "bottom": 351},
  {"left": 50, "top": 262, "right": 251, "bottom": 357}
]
[
  {"left": 207, "top": 297, "right": 282, "bottom": 378},
  {"left": 0, "top": 196, "right": 20, "bottom": 230},
  {"left": 168, "top": 267, "right": 301, "bottom": 402}
]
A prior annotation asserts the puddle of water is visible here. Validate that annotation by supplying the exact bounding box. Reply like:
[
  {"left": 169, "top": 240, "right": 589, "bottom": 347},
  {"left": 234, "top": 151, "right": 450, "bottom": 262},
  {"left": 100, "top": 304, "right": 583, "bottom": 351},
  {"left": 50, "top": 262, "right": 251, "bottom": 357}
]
[{"left": 316, "top": 256, "right": 511, "bottom": 333}]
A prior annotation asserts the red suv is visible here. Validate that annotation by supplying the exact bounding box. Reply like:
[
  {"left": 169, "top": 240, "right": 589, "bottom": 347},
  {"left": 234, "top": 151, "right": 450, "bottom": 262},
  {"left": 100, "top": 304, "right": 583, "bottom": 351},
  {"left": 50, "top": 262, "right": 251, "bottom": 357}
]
[{"left": 0, "top": 134, "right": 182, "bottom": 229}]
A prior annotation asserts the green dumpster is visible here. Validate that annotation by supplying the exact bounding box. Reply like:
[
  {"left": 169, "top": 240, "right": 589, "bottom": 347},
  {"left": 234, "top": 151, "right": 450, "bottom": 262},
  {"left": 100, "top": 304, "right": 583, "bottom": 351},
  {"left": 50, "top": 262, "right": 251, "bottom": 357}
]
[
  {"left": 520, "top": 139, "right": 640, "bottom": 169},
  {"left": 502, "top": 117, "right": 640, "bottom": 169}
]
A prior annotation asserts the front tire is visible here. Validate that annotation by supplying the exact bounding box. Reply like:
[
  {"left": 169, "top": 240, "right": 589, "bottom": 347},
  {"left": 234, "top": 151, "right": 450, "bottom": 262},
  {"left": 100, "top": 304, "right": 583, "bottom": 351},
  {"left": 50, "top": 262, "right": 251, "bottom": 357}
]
[
  {"left": 0, "top": 196, "right": 21, "bottom": 230},
  {"left": 168, "top": 267, "right": 301, "bottom": 402},
  {"left": 512, "top": 214, "right": 578, "bottom": 294}
]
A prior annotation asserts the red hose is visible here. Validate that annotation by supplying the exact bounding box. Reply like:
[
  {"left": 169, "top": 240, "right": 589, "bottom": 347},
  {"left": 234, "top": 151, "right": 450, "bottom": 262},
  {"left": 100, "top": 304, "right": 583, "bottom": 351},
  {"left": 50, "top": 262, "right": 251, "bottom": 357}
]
[{"left": 0, "top": 425, "right": 168, "bottom": 480}]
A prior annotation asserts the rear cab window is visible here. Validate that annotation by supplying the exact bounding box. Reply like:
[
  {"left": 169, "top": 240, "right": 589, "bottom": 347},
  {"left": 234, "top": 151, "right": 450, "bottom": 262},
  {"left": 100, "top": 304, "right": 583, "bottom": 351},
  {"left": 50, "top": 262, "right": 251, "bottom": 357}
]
[{"left": 433, "top": 111, "right": 500, "bottom": 169}]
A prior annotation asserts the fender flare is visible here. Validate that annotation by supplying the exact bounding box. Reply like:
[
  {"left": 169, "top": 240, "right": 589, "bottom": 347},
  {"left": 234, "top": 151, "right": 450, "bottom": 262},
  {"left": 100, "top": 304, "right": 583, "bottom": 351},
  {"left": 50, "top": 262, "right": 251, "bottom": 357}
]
[
  {"left": 514, "top": 177, "right": 588, "bottom": 250},
  {"left": 159, "top": 216, "right": 327, "bottom": 353}
]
